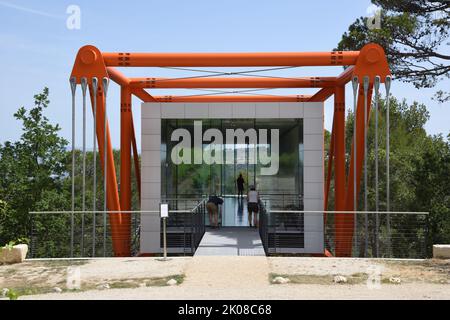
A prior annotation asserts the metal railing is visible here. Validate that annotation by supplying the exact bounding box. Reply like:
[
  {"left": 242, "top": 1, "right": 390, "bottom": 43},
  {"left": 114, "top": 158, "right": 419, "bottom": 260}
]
[
  {"left": 259, "top": 194, "right": 303, "bottom": 211},
  {"left": 29, "top": 198, "right": 206, "bottom": 258},
  {"left": 30, "top": 210, "right": 143, "bottom": 258},
  {"left": 324, "top": 210, "right": 429, "bottom": 259},
  {"left": 259, "top": 205, "right": 429, "bottom": 258},
  {"left": 159, "top": 199, "right": 206, "bottom": 255},
  {"left": 259, "top": 201, "right": 305, "bottom": 255}
]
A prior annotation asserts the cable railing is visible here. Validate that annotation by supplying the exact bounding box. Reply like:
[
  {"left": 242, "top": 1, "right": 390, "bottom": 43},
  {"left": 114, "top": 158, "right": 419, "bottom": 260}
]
[
  {"left": 259, "top": 204, "right": 429, "bottom": 258},
  {"left": 29, "top": 198, "right": 207, "bottom": 258},
  {"left": 29, "top": 197, "right": 428, "bottom": 259}
]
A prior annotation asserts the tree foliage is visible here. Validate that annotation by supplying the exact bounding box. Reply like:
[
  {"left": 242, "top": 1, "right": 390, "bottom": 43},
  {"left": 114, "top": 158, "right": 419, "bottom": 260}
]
[
  {"left": 337, "top": 0, "right": 450, "bottom": 101},
  {"left": 0, "top": 88, "right": 140, "bottom": 256},
  {"left": 341, "top": 96, "right": 450, "bottom": 256},
  {"left": 0, "top": 88, "right": 69, "bottom": 245}
]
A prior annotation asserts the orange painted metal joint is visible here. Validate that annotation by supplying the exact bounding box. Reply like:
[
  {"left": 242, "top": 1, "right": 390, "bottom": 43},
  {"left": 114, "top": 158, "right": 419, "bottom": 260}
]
[
  {"left": 71, "top": 45, "right": 108, "bottom": 84},
  {"left": 353, "top": 43, "right": 391, "bottom": 83}
]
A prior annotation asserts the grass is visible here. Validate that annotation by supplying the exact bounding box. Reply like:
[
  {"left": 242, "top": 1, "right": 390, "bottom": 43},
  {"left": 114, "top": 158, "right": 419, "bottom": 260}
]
[
  {"left": 34, "top": 259, "right": 90, "bottom": 268},
  {"left": 269, "top": 259, "right": 450, "bottom": 286},
  {"left": 1, "top": 274, "right": 186, "bottom": 299},
  {"left": 269, "top": 272, "right": 404, "bottom": 285},
  {"left": 1, "top": 257, "right": 187, "bottom": 299},
  {"left": 270, "top": 272, "right": 368, "bottom": 285},
  {"left": 105, "top": 275, "right": 184, "bottom": 289}
]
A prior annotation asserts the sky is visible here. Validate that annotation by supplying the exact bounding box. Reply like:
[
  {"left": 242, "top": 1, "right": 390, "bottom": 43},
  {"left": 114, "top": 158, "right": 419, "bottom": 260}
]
[{"left": 0, "top": 0, "right": 448, "bottom": 150}]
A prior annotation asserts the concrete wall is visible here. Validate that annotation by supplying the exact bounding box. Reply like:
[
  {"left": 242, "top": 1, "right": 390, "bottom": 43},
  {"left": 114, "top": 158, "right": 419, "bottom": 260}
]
[{"left": 141, "top": 102, "right": 324, "bottom": 254}]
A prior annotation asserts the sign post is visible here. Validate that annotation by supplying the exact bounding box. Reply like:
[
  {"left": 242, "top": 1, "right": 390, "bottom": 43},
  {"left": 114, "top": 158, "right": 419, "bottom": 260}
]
[{"left": 160, "top": 203, "right": 169, "bottom": 261}]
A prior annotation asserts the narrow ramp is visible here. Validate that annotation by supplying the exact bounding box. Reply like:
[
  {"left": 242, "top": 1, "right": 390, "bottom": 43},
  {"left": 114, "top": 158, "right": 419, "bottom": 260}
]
[{"left": 195, "top": 227, "right": 265, "bottom": 256}]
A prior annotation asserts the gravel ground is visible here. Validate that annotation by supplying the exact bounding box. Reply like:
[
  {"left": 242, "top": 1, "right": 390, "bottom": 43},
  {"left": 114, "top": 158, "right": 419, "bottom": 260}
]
[
  {"left": 1, "top": 257, "right": 448, "bottom": 300},
  {"left": 20, "top": 283, "right": 449, "bottom": 300},
  {"left": 78, "top": 257, "right": 190, "bottom": 281},
  {"left": 269, "top": 257, "right": 384, "bottom": 276}
]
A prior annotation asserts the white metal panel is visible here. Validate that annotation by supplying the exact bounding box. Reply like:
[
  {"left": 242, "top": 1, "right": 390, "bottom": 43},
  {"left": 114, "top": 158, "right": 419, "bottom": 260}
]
[
  {"left": 141, "top": 118, "right": 161, "bottom": 135},
  {"left": 185, "top": 103, "right": 209, "bottom": 118},
  {"left": 208, "top": 103, "right": 233, "bottom": 118},
  {"left": 141, "top": 103, "right": 161, "bottom": 119},
  {"left": 304, "top": 102, "right": 323, "bottom": 118},
  {"left": 255, "top": 102, "right": 280, "bottom": 118},
  {"left": 161, "top": 103, "right": 185, "bottom": 119},
  {"left": 279, "top": 102, "right": 304, "bottom": 118},
  {"left": 232, "top": 103, "right": 256, "bottom": 118}
]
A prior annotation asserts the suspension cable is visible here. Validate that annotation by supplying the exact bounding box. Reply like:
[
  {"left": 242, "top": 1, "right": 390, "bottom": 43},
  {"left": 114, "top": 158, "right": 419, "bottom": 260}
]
[{"left": 153, "top": 66, "right": 301, "bottom": 82}]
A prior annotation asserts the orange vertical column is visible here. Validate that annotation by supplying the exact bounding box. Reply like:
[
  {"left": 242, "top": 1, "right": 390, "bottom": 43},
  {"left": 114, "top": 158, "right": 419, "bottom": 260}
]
[
  {"left": 89, "top": 83, "right": 127, "bottom": 256},
  {"left": 345, "top": 85, "right": 373, "bottom": 235},
  {"left": 130, "top": 114, "right": 141, "bottom": 202},
  {"left": 120, "top": 85, "right": 132, "bottom": 255},
  {"left": 334, "top": 86, "right": 352, "bottom": 257}
]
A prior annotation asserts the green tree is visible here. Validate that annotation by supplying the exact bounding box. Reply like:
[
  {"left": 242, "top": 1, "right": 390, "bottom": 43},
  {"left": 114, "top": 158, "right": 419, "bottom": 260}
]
[
  {"left": 0, "top": 88, "right": 141, "bottom": 256},
  {"left": 337, "top": 0, "right": 450, "bottom": 101},
  {"left": 338, "top": 96, "right": 450, "bottom": 257},
  {"left": 412, "top": 134, "right": 450, "bottom": 249},
  {"left": 0, "top": 88, "right": 69, "bottom": 246}
]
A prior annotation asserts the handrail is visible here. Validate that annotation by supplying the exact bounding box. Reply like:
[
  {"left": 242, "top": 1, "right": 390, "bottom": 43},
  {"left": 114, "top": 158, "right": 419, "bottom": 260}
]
[
  {"left": 29, "top": 210, "right": 158, "bottom": 214},
  {"left": 30, "top": 199, "right": 208, "bottom": 215},
  {"left": 29, "top": 209, "right": 204, "bottom": 215},
  {"left": 267, "top": 210, "right": 429, "bottom": 215},
  {"left": 190, "top": 199, "right": 207, "bottom": 212}
]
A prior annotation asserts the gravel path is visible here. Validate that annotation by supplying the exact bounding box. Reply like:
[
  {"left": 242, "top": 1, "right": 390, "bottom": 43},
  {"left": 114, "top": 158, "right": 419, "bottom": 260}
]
[
  {"left": 6, "top": 257, "right": 449, "bottom": 300},
  {"left": 20, "top": 283, "right": 449, "bottom": 300},
  {"left": 79, "top": 257, "right": 190, "bottom": 280},
  {"left": 184, "top": 256, "right": 269, "bottom": 289},
  {"left": 269, "top": 257, "right": 384, "bottom": 275}
]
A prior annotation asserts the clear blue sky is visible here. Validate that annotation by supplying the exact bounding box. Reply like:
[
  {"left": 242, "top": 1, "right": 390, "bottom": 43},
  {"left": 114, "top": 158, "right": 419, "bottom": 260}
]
[{"left": 0, "top": 0, "right": 448, "bottom": 149}]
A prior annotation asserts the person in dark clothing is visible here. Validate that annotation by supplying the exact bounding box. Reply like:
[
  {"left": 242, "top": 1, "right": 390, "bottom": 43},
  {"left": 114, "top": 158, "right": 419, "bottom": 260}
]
[
  {"left": 207, "top": 195, "right": 223, "bottom": 228},
  {"left": 236, "top": 173, "right": 245, "bottom": 198}
]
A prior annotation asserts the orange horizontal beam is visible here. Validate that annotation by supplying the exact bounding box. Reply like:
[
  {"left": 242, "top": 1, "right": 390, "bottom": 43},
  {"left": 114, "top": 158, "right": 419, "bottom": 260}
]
[
  {"left": 131, "top": 88, "right": 158, "bottom": 102},
  {"left": 150, "top": 95, "right": 312, "bottom": 103},
  {"left": 107, "top": 67, "right": 130, "bottom": 86},
  {"left": 102, "top": 51, "right": 360, "bottom": 67},
  {"left": 129, "top": 77, "right": 337, "bottom": 89},
  {"left": 309, "top": 87, "right": 335, "bottom": 102},
  {"left": 336, "top": 66, "right": 355, "bottom": 86}
]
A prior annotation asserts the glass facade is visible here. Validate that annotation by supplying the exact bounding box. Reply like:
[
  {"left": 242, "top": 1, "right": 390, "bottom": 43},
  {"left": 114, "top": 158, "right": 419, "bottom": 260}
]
[{"left": 161, "top": 119, "right": 304, "bottom": 226}]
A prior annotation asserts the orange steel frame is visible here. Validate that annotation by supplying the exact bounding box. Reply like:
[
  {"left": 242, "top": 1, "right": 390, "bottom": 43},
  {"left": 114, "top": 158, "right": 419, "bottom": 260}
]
[{"left": 70, "top": 43, "right": 391, "bottom": 257}]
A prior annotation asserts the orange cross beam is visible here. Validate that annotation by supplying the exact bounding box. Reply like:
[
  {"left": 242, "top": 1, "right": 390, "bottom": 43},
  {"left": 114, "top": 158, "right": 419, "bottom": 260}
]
[
  {"left": 148, "top": 95, "right": 313, "bottom": 103},
  {"left": 102, "top": 51, "right": 360, "bottom": 67},
  {"left": 129, "top": 77, "right": 337, "bottom": 89}
]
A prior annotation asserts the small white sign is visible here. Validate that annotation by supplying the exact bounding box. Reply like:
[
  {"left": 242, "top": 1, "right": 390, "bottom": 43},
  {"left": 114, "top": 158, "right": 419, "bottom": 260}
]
[{"left": 160, "top": 203, "right": 169, "bottom": 218}]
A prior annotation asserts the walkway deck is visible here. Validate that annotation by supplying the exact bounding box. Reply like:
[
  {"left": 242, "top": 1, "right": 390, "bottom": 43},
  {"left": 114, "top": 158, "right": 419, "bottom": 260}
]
[{"left": 195, "top": 227, "right": 266, "bottom": 256}]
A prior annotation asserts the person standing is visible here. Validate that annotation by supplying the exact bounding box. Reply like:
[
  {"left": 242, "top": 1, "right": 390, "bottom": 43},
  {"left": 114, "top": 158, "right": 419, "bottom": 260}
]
[
  {"left": 206, "top": 194, "right": 223, "bottom": 228},
  {"left": 236, "top": 173, "right": 245, "bottom": 198},
  {"left": 247, "top": 186, "right": 260, "bottom": 228}
]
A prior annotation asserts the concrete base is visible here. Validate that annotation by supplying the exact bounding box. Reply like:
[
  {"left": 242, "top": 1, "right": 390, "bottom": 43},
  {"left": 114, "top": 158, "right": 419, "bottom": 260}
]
[
  {"left": 433, "top": 245, "right": 450, "bottom": 259},
  {"left": 0, "top": 244, "right": 28, "bottom": 264}
]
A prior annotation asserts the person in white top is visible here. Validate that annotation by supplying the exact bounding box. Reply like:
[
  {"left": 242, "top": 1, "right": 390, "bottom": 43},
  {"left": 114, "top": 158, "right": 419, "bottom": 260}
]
[{"left": 247, "top": 186, "right": 260, "bottom": 228}]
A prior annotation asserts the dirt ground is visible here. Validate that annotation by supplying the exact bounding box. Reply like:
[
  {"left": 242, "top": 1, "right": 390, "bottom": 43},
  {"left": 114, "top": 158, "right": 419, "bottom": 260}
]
[
  {"left": 0, "top": 257, "right": 189, "bottom": 296},
  {"left": 0, "top": 257, "right": 449, "bottom": 300}
]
